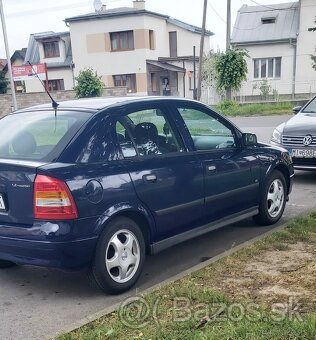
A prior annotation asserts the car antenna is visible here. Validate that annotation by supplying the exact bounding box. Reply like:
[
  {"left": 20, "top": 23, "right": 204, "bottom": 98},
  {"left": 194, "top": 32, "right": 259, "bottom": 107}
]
[{"left": 27, "top": 61, "right": 59, "bottom": 116}]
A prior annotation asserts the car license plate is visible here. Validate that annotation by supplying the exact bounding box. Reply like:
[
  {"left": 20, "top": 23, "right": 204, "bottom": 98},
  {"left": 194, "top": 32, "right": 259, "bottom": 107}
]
[
  {"left": 0, "top": 194, "right": 5, "bottom": 210},
  {"left": 291, "top": 149, "right": 316, "bottom": 158}
]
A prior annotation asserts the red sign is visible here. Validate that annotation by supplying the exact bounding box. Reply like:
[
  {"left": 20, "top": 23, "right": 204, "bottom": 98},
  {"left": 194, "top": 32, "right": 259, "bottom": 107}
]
[{"left": 12, "top": 64, "right": 46, "bottom": 81}]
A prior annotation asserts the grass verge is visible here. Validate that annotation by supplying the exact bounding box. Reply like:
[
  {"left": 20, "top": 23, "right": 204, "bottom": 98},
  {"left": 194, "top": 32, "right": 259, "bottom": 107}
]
[
  {"left": 213, "top": 102, "right": 293, "bottom": 117},
  {"left": 58, "top": 214, "right": 316, "bottom": 340}
]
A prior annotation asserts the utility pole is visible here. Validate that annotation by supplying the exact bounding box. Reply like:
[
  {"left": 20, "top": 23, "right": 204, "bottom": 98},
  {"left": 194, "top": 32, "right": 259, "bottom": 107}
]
[
  {"left": 197, "top": 0, "right": 207, "bottom": 101},
  {"left": 193, "top": 46, "right": 197, "bottom": 100},
  {"left": 0, "top": 0, "right": 17, "bottom": 111},
  {"left": 226, "top": 0, "right": 232, "bottom": 100},
  {"left": 226, "top": 0, "right": 231, "bottom": 51}
]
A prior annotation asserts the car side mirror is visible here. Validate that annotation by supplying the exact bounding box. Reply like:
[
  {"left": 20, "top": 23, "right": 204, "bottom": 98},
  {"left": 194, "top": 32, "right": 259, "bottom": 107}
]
[
  {"left": 242, "top": 133, "right": 257, "bottom": 146},
  {"left": 292, "top": 106, "right": 301, "bottom": 115}
]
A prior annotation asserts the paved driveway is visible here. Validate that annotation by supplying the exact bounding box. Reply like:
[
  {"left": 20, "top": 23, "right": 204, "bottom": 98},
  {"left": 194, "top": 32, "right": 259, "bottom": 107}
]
[{"left": 1, "top": 115, "right": 315, "bottom": 340}]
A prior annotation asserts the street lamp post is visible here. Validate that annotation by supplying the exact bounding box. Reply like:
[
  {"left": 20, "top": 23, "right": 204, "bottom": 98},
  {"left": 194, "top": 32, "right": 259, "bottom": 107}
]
[{"left": 0, "top": 0, "right": 17, "bottom": 111}]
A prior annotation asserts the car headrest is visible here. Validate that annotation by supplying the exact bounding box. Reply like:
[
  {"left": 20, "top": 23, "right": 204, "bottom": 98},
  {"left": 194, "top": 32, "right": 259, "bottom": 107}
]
[
  {"left": 12, "top": 131, "right": 37, "bottom": 156},
  {"left": 135, "top": 122, "right": 158, "bottom": 144}
]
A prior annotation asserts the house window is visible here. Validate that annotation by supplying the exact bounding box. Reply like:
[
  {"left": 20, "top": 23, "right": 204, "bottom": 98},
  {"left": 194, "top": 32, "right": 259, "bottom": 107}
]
[
  {"left": 253, "top": 57, "right": 281, "bottom": 79},
  {"left": 15, "top": 81, "right": 25, "bottom": 93},
  {"left": 149, "top": 30, "right": 155, "bottom": 50},
  {"left": 110, "top": 31, "right": 134, "bottom": 51},
  {"left": 48, "top": 79, "right": 65, "bottom": 91},
  {"left": 43, "top": 41, "right": 60, "bottom": 58},
  {"left": 261, "top": 17, "right": 276, "bottom": 24},
  {"left": 113, "top": 74, "right": 137, "bottom": 93},
  {"left": 169, "top": 31, "right": 178, "bottom": 57}
]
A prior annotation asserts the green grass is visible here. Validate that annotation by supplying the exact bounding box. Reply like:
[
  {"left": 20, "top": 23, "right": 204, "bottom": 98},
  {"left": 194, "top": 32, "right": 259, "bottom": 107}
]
[
  {"left": 213, "top": 101, "right": 293, "bottom": 117},
  {"left": 57, "top": 214, "right": 316, "bottom": 340}
]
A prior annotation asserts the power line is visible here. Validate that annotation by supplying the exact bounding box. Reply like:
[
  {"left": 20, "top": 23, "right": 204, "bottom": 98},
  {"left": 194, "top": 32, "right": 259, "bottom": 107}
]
[
  {"left": 5, "top": 0, "right": 124, "bottom": 18},
  {"left": 209, "top": 3, "right": 226, "bottom": 23},
  {"left": 6, "top": 1, "right": 92, "bottom": 18}
]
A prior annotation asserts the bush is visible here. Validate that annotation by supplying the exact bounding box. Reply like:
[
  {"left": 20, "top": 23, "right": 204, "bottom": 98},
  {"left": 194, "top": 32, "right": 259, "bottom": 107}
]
[
  {"left": 0, "top": 70, "right": 9, "bottom": 94},
  {"left": 74, "top": 68, "right": 103, "bottom": 98},
  {"left": 217, "top": 100, "right": 239, "bottom": 114}
]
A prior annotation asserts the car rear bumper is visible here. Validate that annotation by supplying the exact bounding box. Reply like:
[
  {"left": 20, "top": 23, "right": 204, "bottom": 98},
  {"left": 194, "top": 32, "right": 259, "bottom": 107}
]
[
  {"left": 0, "top": 220, "right": 98, "bottom": 269},
  {"left": 0, "top": 236, "right": 97, "bottom": 269}
]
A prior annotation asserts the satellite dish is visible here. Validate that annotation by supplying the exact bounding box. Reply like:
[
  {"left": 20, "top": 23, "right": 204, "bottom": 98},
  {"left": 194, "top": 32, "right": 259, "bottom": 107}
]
[{"left": 93, "top": 0, "right": 103, "bottom": 11}]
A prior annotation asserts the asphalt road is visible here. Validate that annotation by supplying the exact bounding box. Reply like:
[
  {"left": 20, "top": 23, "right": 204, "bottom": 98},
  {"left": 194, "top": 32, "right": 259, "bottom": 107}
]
[{"left": 1, "top": 114, "right": 316, "bottom": 340}]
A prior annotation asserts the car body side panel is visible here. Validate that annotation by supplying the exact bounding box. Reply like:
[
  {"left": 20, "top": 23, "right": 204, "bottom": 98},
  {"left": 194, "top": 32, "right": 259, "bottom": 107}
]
[
  {"left": 37, "top": 162, "right": 156, "bottom": 241},
  {"left": 198, "top": 148, "right": 261, "bottom": 221}
]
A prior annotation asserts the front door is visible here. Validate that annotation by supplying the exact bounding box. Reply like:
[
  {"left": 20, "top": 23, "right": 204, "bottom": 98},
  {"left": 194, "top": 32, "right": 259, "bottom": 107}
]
[
  {"left": 174, "top": 103, "right": 259, "bottom": 222},
  {"left": 112, "top": 102, "right": 204, "bottom": 241}
]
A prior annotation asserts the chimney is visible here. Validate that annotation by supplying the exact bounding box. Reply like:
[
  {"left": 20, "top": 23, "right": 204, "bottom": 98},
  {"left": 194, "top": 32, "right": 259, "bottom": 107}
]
[{"left": 133, "top": 0, "right": 145, "bottom": 10}]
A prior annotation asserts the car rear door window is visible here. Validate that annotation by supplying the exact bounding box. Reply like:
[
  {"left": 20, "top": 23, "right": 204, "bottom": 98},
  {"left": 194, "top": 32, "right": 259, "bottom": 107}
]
[
  {"left": 115, "top": 108, "right": 184, "bottom": 157},
  {"left": 177, "top": 107, "right": 236, "bottom": 151}
]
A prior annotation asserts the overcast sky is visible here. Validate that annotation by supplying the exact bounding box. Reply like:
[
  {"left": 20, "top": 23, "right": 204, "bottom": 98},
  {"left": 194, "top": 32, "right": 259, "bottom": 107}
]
[{"left": 0, "top": 0, "right": 293, "bottom": 59}]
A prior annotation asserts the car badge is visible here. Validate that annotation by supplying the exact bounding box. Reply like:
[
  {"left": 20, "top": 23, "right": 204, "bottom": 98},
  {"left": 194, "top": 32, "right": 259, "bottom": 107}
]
[{"left": 303, "top": 135, "right": 313, "bottom": 146}]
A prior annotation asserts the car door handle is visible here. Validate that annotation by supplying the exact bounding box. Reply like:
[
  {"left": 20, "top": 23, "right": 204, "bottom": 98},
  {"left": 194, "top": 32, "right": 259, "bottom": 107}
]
[
  {"left": 206, "top": 165, "right": 217, "bottom": 174},
  {"left": 143, "top": 174, "right": 157, "bottom": 183}
]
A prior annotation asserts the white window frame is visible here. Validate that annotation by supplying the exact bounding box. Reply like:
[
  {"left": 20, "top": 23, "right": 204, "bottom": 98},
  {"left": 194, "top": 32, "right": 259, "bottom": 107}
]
[{"left": 253, "top": 57, "right": 281, "bottom": 80}]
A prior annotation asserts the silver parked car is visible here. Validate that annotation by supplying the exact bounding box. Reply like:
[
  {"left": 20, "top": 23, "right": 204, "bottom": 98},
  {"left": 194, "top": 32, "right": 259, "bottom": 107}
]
[{"left": 271, "top": 96, "right": 316, "bottom": 170}]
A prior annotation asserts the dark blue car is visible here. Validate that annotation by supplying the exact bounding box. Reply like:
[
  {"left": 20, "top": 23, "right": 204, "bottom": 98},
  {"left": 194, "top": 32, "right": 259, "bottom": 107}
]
[{"left": 0, "top": 97, "right": 293, "bottom": 294}]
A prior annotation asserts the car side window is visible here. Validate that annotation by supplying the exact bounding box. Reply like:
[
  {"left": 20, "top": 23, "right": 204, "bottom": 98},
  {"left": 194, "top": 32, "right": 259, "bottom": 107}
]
[
  {"left": 177, "top": 107, "right": 236, "bottom": 151},
  {"left": 116, "top": 108, "right": 184, "bottom": 157}
]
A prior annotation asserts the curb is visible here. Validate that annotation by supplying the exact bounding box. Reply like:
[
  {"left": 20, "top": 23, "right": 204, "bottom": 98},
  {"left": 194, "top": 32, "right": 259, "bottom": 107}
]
[{"left": 49, "top": 209, "right": 314, "bottom": 339}]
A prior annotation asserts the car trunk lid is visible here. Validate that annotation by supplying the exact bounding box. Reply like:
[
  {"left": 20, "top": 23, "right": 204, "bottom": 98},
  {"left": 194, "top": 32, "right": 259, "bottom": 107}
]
[{"left": 0, "top": 159, "right": 47, "bottom": 225}]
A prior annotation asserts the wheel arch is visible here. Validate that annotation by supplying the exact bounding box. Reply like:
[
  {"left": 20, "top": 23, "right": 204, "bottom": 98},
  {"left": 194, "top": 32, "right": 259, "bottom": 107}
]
[
  {"left": 273, "top": 163, "right": 291, "bottom": 195},
  {"left": 97, "top": 208, "right": 154, "bottom": 255}
]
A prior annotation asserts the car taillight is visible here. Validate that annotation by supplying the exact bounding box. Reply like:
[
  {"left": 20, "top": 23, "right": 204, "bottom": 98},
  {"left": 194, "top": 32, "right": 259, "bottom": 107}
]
[{"left": 34, "top": 175, "right": 78, "bottom": 220}]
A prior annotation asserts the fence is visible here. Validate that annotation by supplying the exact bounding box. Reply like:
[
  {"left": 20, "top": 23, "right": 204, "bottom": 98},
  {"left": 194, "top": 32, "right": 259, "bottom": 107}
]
[
  {"left": 0, "top": 87, "right": 127, "bottom": 118},
  {"left": 200, "top": 80, "right": 316, "bottom": 106}
]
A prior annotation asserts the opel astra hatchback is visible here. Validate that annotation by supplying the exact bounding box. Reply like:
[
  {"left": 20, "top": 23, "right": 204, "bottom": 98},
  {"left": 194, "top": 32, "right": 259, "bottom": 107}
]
[{"left": 0, "top": 97, "right": 293, "bottom": 294}]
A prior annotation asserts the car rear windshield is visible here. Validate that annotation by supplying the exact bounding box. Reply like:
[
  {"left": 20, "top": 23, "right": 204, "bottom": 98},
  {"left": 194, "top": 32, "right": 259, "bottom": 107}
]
[{"left": 0, "top": 110, "right": 92, "bottom": 161}]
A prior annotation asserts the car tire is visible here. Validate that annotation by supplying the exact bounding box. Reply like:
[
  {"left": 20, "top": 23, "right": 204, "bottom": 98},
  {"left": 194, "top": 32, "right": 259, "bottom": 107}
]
[
  {"left": 254, "top": 170, "right": 287, "bottom": 226},
  {"left": 88, "top": 217, "right": 146, "bottom": 294},
  {"left": 0, "top": 260, "right": 16, "bottom": 268}
]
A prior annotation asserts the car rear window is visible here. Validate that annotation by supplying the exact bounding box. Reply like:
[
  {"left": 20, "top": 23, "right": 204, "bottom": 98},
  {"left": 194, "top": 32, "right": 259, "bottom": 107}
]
[{"left": 0, "top": 110, "right": 92, "bottom": 161}]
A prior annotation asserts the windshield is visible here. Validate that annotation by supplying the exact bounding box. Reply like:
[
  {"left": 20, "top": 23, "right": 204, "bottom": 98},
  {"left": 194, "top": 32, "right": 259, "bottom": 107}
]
[
  {"left": 302, "top": 97, "right": 316, "bottom": 114},
  {"left": 0, "top": 110, "right": 91, "bottom": 161}
]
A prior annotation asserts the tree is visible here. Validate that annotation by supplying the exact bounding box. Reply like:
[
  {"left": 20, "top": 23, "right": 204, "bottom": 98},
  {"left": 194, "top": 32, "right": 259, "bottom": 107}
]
[
  {"left": 213, "top": 49, "right": 249, "bottom": 97},
  {"left": 74, "top": 68, "right": 104, "bottom": 98},
  {"left": 201, "top": 51, "right": 218, "bottom": 88},
  {"left": 0, "top": 71, "right": 9, "bottom": 94}
]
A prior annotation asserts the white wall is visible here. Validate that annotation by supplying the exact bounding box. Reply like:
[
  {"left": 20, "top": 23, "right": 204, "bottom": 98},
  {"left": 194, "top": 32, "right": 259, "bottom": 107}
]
[
  {"left": 237, "top": 43, "right": 295, "bottom": 98},
  {"left": 295, "top": 0, "right": 316, "bottom": 95},
  {"left": 24, "top": 68, "right": 74, "bottom": 93},
  {"left": 69, "top": 13, "right": 210, "bottom": 95}
]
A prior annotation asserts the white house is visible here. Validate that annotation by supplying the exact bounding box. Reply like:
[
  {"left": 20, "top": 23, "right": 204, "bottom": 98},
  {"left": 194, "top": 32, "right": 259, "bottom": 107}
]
[
  {"left": 231, "top": 0, "right": 316, "bottom": 101},
  {"left": 23, "top": 31, "right": 75, "bottom": 93},
  {"left": 65, "top": 0, "right": 213, "bottom": 98}
]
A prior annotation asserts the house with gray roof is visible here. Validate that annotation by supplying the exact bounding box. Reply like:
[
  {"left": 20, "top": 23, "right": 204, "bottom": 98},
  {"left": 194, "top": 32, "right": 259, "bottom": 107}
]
[
  {"left": 232, "top": 0, "right": 316, "bottom": 101},
  {"left": 3, "top": 48, "right": 27, "bottom": 93},
  {"left": 65, "top": 0, "right": 213, "bottom": 98},
  {"left": 23, "top": 31, "right": 74, "bottom": 93}
]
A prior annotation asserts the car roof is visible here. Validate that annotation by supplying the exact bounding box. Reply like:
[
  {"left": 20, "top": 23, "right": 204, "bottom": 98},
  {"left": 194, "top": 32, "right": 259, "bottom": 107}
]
[{"left": 15, "top": 96, "right": 198, "bottom": 114}]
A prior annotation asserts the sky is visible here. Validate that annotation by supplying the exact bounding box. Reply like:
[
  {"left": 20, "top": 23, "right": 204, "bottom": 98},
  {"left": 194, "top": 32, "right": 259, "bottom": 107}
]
[{"left": 0, "top": 0, "right": 294, "bottom": 59}]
